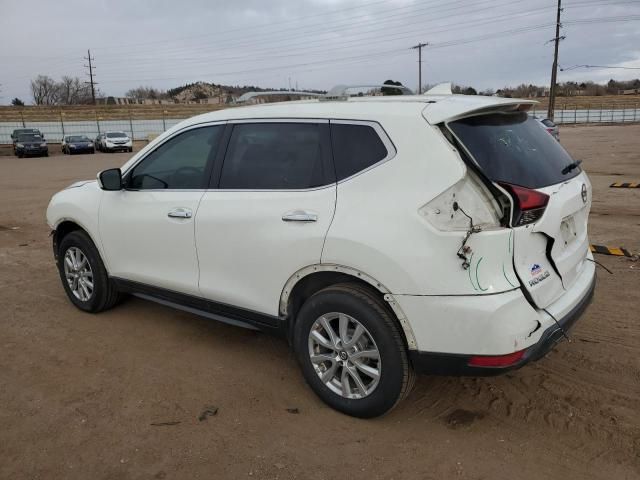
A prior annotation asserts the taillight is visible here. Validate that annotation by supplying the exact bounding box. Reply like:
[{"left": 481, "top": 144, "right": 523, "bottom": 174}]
[
  {"left": 468, "top": 349, "right": 526, "bottom": 368},
  {"left": 546, "top": 128, "right": 554, "bottom": 134},
  {"left": 498, "top": 182, "right": 549, "bottom": 226}
]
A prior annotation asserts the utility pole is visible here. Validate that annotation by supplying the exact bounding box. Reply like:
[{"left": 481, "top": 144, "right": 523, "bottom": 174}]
[
  {"left": 84, "top": 49, "right": 97, "bottom": 105},
  {"left": 411, "top": 42, "right": 428, "bottom": 94},
  {"left": 547, "top": 0, "right": 564, "bottom": 120}
]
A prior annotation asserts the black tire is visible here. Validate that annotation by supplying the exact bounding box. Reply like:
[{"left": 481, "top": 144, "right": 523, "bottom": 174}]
[
  {"left": 128, "top": 147, "right": 133, "bottom": 153},
  {"left": 56, "top": 230, "right": 121, "bottom": 313},
  {"left": 91, "top": 149, "right": 95, "bottom": 154},
  {"left": 294, "top": 283, "right": 415, "bottom": 418},
  {"left": 17, "top": 153, "right": 23, "bottom": 158}
]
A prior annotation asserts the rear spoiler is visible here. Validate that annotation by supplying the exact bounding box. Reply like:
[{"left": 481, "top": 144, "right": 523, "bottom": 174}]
[{"left": 422, "top": 97, "right": 537, "bottom": 125}]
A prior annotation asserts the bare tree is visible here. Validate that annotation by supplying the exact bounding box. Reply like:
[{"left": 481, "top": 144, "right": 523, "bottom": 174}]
[
  {"left": 31, "top": 75, "right": 59, "bottom": 105},
  {"left": 58, "top": 76, "right": 93, "bottom": 104},
  {"left": 125, "top": 86, "right": 165, "bottom": 100}
]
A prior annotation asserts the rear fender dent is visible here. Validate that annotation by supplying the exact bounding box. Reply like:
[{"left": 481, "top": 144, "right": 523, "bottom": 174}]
[{"left": 280, "top": 264, "right": 418, "bottom": 350}]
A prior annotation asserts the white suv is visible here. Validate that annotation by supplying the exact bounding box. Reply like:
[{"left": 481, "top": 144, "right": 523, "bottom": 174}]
[
  {"left": 47, "top": 89, "right": 595, "bottom": 418},
  {"left": 102, "top": 131, "right": 133, "bottom": 152}
]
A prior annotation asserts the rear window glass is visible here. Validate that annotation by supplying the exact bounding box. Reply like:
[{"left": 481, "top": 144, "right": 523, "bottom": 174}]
[
  {"left": 449, "top": 112, "right": 578, "bottom": 189},
  {"left": 330, "top": 124, "right": 388, "bottom": 181}
]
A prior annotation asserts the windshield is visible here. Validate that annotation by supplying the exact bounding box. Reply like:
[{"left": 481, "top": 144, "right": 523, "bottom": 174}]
[
  {"left": 449, "top": 112, "right": 579, "bottom": 189},
  {"left": 17, "top": 134, "right": 43, "bottom": 142},
  {"left": 107, "top": 132, "right": 127, "bottom": 138},
  {"left": 69, "top": 136, "right": 89, "bottom": 142}
]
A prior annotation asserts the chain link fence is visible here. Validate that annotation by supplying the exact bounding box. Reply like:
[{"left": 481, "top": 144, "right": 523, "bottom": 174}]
[
  {"left": 531, "top": 104, "right": 640, "bottom": 124},
  {"left": 2, "top": 103, "right": 639, "bottom": 144}
]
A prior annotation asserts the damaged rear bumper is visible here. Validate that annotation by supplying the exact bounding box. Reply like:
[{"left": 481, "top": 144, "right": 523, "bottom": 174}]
[{"left": 407, "top": 269, "right": 596, "bottom": 376}]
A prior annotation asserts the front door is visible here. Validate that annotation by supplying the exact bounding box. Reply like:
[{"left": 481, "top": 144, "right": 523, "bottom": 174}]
[{"left": 99, "top": 124, "right": 225, "bottom": 295}]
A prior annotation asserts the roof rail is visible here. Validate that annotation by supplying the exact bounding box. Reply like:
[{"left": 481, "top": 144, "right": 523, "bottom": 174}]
[
  {"left": 236, "top": 91, "right": 324, "bottom": 103},
  {"left": 235, "top": 84, "right": 415, "bottom": 104},
  {"left": 324, "top": 84, "right": 414, "bottom": 100},
  {"left": 423, "top": 82, "right": 453, "bottom": 95}
]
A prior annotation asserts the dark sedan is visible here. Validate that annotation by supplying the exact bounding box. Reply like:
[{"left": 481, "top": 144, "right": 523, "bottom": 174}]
[
  {"left": 63, "top": 135, "right": 95, "bottom": 155},
  {"left": 15, "top": 134, "right": 48, "bottom": 158}
]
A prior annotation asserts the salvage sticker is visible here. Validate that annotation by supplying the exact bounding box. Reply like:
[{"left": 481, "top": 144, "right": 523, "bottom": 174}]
[{"left": 529, "top": 264, "right": 550, "bottom": 287}]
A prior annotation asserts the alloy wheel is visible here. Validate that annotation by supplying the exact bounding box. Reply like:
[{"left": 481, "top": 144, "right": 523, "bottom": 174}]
[
  {"left": 63, "top": 247, "right": 94, "bottom": 302},
  {"left": 308, "top": 312, "right": 381, "bottom": 399}
]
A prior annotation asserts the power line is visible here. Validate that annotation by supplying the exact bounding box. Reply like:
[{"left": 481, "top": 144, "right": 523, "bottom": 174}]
[
  {"left": 83, "top": 49, "right": 97, "bottom": 105},
  {"left": 548, "top": 0, "right": 564, "bottom": 120},
  {"left": 410, "top": 43, "right": 429, "bottom": 94},
  {"left": 562, "top": 64, "right": 640, "bottom": 70}
]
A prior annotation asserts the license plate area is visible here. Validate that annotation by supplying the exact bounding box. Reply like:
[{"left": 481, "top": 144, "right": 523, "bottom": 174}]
[{"left": 560, "top": 215, "right": 577, "bottom": 247}]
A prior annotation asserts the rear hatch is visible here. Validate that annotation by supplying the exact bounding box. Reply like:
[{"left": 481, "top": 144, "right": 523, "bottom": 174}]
[{"left": 447, "top": 112, "right": 591, "bottom": 309}]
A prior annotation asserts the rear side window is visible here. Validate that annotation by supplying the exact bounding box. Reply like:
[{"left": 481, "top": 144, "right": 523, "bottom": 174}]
[
  {"left": 219, "top": 123, "right": 330, "bottom": 189},
  {"left": 330, "top": 123, "right": 388, "bottom": 180},
  {"left": 449, "top": 112, "right": 578, "bottom": 189}
]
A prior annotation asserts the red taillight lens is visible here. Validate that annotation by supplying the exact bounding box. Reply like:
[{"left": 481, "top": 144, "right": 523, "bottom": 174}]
[
  {"left": 499, "top": 182, "right": 549, "bottom": 226},
  {"left": 546, "top": 128, "right": 554, "bottom": 134},
  {"left": 468, "top": 349, "right": 526, "bottom": 368}
]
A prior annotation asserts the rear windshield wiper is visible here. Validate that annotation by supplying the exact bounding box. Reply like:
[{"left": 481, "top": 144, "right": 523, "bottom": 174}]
[{"left": 561, "top": 159, "right": 582, "bottom": 175}]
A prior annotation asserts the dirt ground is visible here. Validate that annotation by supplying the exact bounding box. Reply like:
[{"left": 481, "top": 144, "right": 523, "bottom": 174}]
[{"left": 1, "top": 125, "right": 639, "bottom": 480}]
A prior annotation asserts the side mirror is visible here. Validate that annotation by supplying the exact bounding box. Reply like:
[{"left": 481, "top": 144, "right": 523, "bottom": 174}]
[{"left": 98, "top": 168, "right": 123, "bottom": 191}]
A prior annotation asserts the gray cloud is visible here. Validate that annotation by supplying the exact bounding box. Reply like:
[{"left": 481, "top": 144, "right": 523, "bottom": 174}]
[{"left": 1, "top": 0, "right": 639, "bottom": 103}]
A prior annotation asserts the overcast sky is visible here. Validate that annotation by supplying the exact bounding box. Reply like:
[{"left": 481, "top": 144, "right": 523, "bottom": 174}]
[{"left": 1, "top": 0, "right": 639, "bottom": 103}]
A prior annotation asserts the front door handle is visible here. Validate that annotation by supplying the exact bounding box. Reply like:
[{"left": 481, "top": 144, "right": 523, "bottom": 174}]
[
  {"left": 168, "top": 208, "right": 193, "bottom": 219},
  {"left": 282, "top": 210, "right": 318, "bottom": 222}
]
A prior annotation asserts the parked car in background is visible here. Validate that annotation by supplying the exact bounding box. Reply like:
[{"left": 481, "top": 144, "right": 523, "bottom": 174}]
[
  {"left": 15, "top": 133, "right": 48, "bottom": 157},
  {"left": 95, "top": 134, "right": 106, "bottom": 152},
  {"left": 12, "top": 128, "right": 43, "bottom": 153},
  {"left": 102, "top": 131, "right": 133, "bottom": 152},
  {"left": 535, "top": 117, "right": 560, "bottom": 141},
  {"left": 46, "top": 87, "right": 594, "bottom": 418},
  {"left": 62, "top": 135, "right": 95, "bottom": 155}
]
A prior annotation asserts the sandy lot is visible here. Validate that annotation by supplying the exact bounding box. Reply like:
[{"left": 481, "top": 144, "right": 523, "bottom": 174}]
[{"left": 1, "top": 125, "right": 639, "bottom": 480}]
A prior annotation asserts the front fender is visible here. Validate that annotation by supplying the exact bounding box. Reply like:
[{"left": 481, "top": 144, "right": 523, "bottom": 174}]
[{"left": 46, "top": 182, "right": 106, "bottom": 267}]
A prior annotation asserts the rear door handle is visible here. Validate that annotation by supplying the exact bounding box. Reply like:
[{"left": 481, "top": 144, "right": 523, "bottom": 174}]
[
  {"left": 168, "top": 208, "right": 193, "bottom": 219},
  {"left": 282, "top": 210, "right": 318, "bottom": 222}
]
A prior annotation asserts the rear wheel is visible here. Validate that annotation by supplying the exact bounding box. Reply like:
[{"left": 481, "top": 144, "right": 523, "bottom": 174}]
[
  {"left": 57, "top": 230, "right": 121, "bottom": 313},
  {"left": 294, "top": 283, "right": 414, "bottom": 418}
]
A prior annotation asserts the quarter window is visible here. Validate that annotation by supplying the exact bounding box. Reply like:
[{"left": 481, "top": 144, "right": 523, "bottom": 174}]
[
  {"left": 330, "top": 123, "right": 388, "bottom": 181},
  {"left": 219, "top": 123, "right": 329, "bottom": 190},
  {"left": 128, "top": 126, "right": 223, "bottom": 189}
]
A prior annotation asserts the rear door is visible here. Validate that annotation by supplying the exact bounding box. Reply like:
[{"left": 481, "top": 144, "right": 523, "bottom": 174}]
[
  {"left": 195, "top": 121, "right": 336, "bottom": 317},
  {"left": 448, "top": 112, "right": 591, "bottom": 309}
]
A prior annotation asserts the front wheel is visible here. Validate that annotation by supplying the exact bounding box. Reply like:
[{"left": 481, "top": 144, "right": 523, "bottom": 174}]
[
  {"left": 57, "top": 230, "right": 121, "bottom": 313},
  {"left": 294, "top": 283, "right": 415, "bottom": 418}
]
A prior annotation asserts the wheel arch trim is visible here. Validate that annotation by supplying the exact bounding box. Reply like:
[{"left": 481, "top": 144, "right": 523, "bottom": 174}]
[
  {"left": 51, "top": 217, "right": 108, "bottom": 270},
  {"left": 280, "top": 263, "right": 418, "bottom": 350}
]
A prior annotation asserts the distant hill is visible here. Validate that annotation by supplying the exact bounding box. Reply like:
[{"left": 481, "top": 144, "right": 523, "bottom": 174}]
[{"left": 165, "top": 81, "right": 325, "bottom": 103}]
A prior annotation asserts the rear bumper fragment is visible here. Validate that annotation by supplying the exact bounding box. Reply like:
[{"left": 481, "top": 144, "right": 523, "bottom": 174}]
[{"left": 408, "top": 271, "right": 596, "bottom": 376}]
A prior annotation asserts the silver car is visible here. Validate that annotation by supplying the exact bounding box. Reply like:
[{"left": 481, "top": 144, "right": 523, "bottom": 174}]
[{"left": 536, "top": 117, "right": 560, "bottom": 141}]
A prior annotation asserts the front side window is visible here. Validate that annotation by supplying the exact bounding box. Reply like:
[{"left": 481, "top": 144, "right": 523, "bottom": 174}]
[
  {"left": 330, "top": 123, "right": 389, "bottom": 181},
  {"left": 128, "top": 125, "right": 223, "bottom": 190},
  {"left": 219, "top": 123, "right": 329, "bottom": 189}
]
